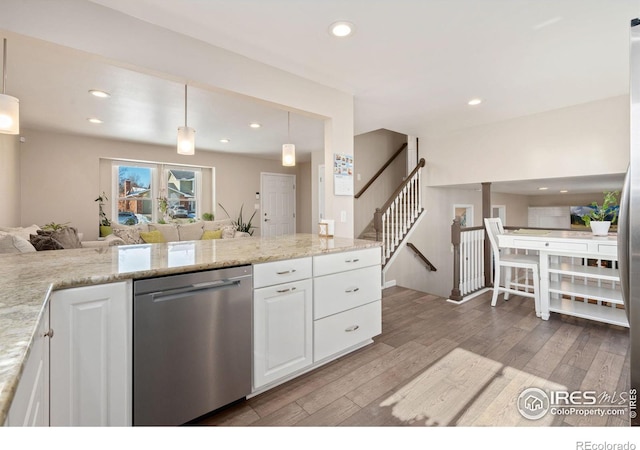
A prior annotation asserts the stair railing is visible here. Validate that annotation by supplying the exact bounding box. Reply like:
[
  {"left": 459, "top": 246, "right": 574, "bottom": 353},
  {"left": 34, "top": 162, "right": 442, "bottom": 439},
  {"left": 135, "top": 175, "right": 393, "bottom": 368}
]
[{"left": 374, "top": 158, "right": 425, "bottom": 263}]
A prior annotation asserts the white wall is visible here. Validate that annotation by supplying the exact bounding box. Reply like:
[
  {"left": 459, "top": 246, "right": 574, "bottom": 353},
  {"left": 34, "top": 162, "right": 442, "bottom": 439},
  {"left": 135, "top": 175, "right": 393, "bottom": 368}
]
[
  {"left": 425, "top": 96, "right": 629, "bottom": 187},
  {"left": 353, "top": 129, "right": 407, "bottom": 237},
  {"left": 0, "top": 134, "right": 21, "bottom": 227},
  {"left": 19, "top": 129, "right": 296, "bottom": 240},
  {"left": 0, "top": 0, "right": 354, "bottom": 237}
]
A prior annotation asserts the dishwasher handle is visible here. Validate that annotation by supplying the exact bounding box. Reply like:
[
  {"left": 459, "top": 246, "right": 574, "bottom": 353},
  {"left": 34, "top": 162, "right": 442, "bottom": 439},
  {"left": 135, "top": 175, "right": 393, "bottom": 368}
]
[{"left": 148, "top": 279, "right": 242, "bottom": 302}]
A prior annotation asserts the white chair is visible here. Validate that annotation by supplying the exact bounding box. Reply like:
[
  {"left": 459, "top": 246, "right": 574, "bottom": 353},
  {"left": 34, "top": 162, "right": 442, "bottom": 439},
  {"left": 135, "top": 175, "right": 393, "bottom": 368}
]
[{"left": 484, "top": 218, "right": 541, "bottom": 316}]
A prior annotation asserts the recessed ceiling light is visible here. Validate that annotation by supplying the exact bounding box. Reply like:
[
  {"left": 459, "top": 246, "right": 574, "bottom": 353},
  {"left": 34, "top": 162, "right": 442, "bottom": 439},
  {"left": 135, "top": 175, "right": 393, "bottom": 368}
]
[
  {"left": 538, "top": 187, "right": 548, "bottom": 191},
  {"left": 468, "top": 98, "right": 482, "bottom": 106},
  {"left": 87, "top": 118, "right": 103, "bottom": 124},
  {"left": 329, "top": 21, "right": 355, "bottom": 37},
  {"left": 560, "top": 190, "right": 568, "bottom": 193},
  {"left": 220, "top": 138, "right": 230, "bottom": 143},
  {"left": 249, "top": 123, "right": 261, "bottom": 129},
  {"left": 89, "top": 89, "right": 110, "bottom": 98}
]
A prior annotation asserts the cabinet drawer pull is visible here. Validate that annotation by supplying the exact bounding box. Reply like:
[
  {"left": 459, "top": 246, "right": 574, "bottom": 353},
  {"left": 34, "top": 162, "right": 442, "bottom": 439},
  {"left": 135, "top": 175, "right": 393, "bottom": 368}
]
[
  {"left": 44, "top": 329, "right": 54, "bottom": 338},
  {"left": 345, "top": 287, "right": 360, "bottom": 293},
  {"left": 345, "top": 325, "right": 360, "bottom": 332},
  {"left": 276, "top": 269, "right": 296, "bottom": 275},
  {"left": 345, "top": 259, "right": 360, "bottom": 263},
  {"left": 276, "top": 287, "right": 297, "bottom": 293}
]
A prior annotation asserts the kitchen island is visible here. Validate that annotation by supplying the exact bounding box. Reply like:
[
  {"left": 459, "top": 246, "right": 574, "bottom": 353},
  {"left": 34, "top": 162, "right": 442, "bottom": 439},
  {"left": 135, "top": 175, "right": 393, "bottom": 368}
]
[
  {"left": 498, "top": 229, "right": 625, "bottom": 327},
  {"left": 0, "top": 234, "right": 381, "bottom": 426}
]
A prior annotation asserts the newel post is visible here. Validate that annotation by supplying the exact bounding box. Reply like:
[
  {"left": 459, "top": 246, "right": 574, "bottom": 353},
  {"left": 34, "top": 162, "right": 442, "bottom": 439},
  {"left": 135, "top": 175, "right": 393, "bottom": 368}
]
[
  {"left": 374, "top": 208, "right": 382, "bottom": 241},
  {"left": 450, "top": 216, "right": 463, "bottom": 301}
]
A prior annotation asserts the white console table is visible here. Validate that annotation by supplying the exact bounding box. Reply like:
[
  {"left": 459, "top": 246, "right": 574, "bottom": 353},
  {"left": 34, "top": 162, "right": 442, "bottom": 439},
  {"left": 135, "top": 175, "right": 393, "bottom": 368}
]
[{"left": 498, "top": 230, "right": 628, "bottom": 327}]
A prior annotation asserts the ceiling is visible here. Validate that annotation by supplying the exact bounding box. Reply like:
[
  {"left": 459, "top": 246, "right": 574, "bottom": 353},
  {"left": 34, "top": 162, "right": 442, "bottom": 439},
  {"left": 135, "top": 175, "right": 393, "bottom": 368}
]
[
  {"left": 4, "top": 31, "right": 326, "bottom": 161},
  {"left": 5, "top": 0, "right": 638, "bottom": 193}
]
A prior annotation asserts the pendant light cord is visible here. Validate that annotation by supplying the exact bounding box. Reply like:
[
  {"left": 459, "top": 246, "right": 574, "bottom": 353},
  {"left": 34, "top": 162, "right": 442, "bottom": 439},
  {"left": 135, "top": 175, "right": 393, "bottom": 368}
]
[
  {"left": 287, "top": 111, "right": 290, "bottom": 142},
  {"left": 184, "top": 84, "right": 188, "bottom": 127},
  {"left": 2, "top": 39, "right": 7, "bottom": 95}
]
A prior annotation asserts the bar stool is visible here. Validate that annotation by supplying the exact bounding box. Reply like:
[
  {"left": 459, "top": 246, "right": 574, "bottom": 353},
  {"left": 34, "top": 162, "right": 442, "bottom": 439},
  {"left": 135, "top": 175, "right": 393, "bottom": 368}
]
[{"left": 484, "top": 218, "right": 541, "bottom": 316}]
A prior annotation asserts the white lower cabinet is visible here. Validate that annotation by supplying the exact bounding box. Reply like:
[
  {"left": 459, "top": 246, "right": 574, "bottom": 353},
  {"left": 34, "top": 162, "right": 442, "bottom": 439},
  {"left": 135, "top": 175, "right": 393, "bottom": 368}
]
[
  {"left": 49, "top": 281, "right": 132, "bottom": 426},
  {"left": 6, "top": 304, "right": 50, "bottom": 426},
  {"left": 253, "top": 278, "right": 313, "bottom": 389},
  {"left": 314, "top": 300, "right": 382, "bottom": 362}
]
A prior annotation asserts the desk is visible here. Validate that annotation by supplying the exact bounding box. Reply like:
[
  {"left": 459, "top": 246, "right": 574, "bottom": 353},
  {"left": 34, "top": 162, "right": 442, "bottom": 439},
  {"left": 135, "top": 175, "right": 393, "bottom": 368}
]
[{"left": 498, "top": 230, "right": 627, "bottom": 327}]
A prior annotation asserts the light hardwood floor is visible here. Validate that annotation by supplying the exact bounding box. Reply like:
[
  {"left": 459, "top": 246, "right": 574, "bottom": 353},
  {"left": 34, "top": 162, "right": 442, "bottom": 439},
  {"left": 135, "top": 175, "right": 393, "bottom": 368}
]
[{"left": 195, "top": 287, "right": 630, "bottom": 427}]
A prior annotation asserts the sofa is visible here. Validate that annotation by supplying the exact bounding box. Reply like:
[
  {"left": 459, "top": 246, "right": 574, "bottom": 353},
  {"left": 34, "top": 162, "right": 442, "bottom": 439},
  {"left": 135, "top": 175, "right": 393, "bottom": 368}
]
[
  {"left": 109, "top": 219, "right": 249, "bottom": 245},
  {"left": 0, "top": 219, "right": 248, "bottom": 254}
]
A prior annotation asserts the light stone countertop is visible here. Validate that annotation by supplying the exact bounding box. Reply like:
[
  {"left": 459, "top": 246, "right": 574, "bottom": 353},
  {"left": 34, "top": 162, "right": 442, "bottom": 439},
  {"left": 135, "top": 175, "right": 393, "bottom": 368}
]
[{"left": 0, "top": 233, "right": 381, "bottom": 425}]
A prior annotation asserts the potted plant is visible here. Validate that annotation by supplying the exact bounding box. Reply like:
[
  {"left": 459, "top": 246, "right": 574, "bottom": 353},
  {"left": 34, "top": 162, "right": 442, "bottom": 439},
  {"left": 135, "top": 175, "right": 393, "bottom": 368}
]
[
  {"left": 202, "top": 212, "right": 214, "bottom": 221},
  {"left": 95, "top": 192, "right": 112, "bottom": 237},
  {"left": 157, "top": 190, "right": 170, "bottom": 223},
  {"left": 218, "top": 203, "right": 257, "bottom": 235},
  {"left": 582, "top": 190, "right": 619, "bottom": 236}
]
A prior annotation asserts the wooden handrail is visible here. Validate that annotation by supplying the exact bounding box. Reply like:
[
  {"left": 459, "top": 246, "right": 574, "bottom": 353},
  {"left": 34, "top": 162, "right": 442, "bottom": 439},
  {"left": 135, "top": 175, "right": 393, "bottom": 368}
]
[
  {"left": 378, "top": 158, "right": 425, "bottom": 213},
  {"left": 406, "top": 243, "right": 437, "bottom": 272},
  {"left": 354, "top": 142, "right": 408, "bottom": 199}
]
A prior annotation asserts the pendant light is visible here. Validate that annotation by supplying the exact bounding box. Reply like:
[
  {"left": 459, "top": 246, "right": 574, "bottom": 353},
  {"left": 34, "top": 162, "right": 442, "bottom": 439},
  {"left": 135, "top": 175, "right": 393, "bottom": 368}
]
[
  {"left": 177, "top": 84, "right": 195, "bottom": 155},
  {"left": 0, "top": 38, "right": 19, "bottom": 135},
  {"left": 282, "top": 111, "right": 295, "bottom": 167}
]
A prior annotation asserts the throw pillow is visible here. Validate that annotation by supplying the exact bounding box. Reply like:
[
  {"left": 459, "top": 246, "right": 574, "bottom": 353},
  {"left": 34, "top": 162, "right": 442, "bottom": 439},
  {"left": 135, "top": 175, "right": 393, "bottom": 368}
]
[
  {"left": 203, "top": 219, "right": 233, "bottom": 232},
  {"left": 112, "top": 227, "right": 144, "bottom": 245},
  {"left": 0, "top": 224, "right": 41, "bottom": 242},
  {"left": 221, "top": 225, "right": 237, "bottom": 239},
  {"left": 0, "top": 234, "right": 37, "bottom": 254},
  {"left": 30, "top": 234, "right": 64, "bottom": 251},
  {"left": 139, "top": 230, "right": 166, "bottom": 244},
  {"left": 37, "top": 227, "right": 82, "bottom": 249},
  {"left": 201, "top": 229, "right": 223, "bottom": 240},
  {"left": 177, "top": 222, "right": 204, "bottom": 241}
]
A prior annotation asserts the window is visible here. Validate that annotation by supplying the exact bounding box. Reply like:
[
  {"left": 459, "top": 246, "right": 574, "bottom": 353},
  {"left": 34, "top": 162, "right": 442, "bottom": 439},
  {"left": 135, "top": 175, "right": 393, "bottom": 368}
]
[
  {"left": 166, "top": 168, "right": 199, "bottom": 219},
  {"left": 117, "top": 165, "right": 154, "bottom": 225},
  {"left": 112, "top": 161, "right": 203, "bottom": 223}
]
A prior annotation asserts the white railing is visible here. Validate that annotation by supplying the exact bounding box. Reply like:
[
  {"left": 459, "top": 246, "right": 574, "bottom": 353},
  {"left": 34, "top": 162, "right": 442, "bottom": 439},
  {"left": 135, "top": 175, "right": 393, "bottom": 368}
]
[
  {"left": 459, "top": 228, "right": 485, "bottom": 296},
  {"left": 376, "top": 159, "right": 424, "bottom": 264}
]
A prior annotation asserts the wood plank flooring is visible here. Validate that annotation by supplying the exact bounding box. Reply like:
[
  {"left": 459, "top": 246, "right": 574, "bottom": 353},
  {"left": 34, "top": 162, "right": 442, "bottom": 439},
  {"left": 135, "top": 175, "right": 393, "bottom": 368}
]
[{"left": 195, "top": 287, "right": 630, "bottom": 427}]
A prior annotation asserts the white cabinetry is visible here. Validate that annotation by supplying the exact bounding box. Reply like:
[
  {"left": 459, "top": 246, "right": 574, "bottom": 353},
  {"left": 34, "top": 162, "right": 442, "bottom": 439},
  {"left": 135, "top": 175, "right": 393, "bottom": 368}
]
[
  {"left": 528, "top": 206, "right": 570, "bottom": 229},
  {"left": 6, "top": 304, "right": 50, "bottom": 426},
  {"left": 253, "top": 258, "right": 313, "bottom": 390},
  {"left": 49, "top": 281, "right": 132, "bottom": 426},
  {"left": 313, "top": 248, "right": 382, "bottom": 362}
]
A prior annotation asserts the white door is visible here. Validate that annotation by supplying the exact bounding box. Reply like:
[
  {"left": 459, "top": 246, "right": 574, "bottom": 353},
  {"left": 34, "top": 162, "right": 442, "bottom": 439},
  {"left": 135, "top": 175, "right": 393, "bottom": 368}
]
[
  {"left": 253, "top": 279, "right": 313, "bottom": 389},
  {"left": 50, "top": 281, "right": 132, "bottom": 426},
  {"left": 261, "top": 173, "right": 296, "bottom": 237}
]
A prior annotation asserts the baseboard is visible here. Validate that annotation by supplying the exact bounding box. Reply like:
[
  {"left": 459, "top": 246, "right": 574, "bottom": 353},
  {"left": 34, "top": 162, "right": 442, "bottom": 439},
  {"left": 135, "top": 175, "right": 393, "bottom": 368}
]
[
  {"left": 383, "top": 279, "right": 397, "bottom": 289},
  {"left": 446, "top": 287, "right": 491, "bottom": 304}
]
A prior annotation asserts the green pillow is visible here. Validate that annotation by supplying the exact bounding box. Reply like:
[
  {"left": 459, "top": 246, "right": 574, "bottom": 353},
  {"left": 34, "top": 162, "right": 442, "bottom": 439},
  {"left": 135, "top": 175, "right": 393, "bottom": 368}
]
[
  {"left": 201, "top": 229, "right": 223, "bottom": 240},
  {"left": 139, "top": 230, "right": 166, "bottom": 243}
]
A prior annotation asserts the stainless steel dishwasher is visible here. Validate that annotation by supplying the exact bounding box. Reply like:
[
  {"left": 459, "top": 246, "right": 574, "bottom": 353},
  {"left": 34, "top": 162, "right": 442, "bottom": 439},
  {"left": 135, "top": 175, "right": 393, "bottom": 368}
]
[{"left": 133, "top": 265, "right": 252, "bottom": 426}]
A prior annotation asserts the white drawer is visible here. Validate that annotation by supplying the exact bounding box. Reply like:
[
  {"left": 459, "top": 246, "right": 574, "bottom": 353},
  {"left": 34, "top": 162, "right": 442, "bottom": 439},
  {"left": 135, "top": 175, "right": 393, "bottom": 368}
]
[
  {"left": 597, "top": 244, "right": 617, "bottom": 257},
  {"left": 314, "top": 265, "right": 381, "bottom": 319},
  {"left": 313, "top": 300, "right": 381, "bottom": 362},
  {"left": 253, "top": 257, "right": 312, "bottom": 288},
  {"left": 512, "top": 239, "right": 588, "bottom": 252},
  {"left": 313, "top": 247, "right": 381, "bottom": 277}
]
